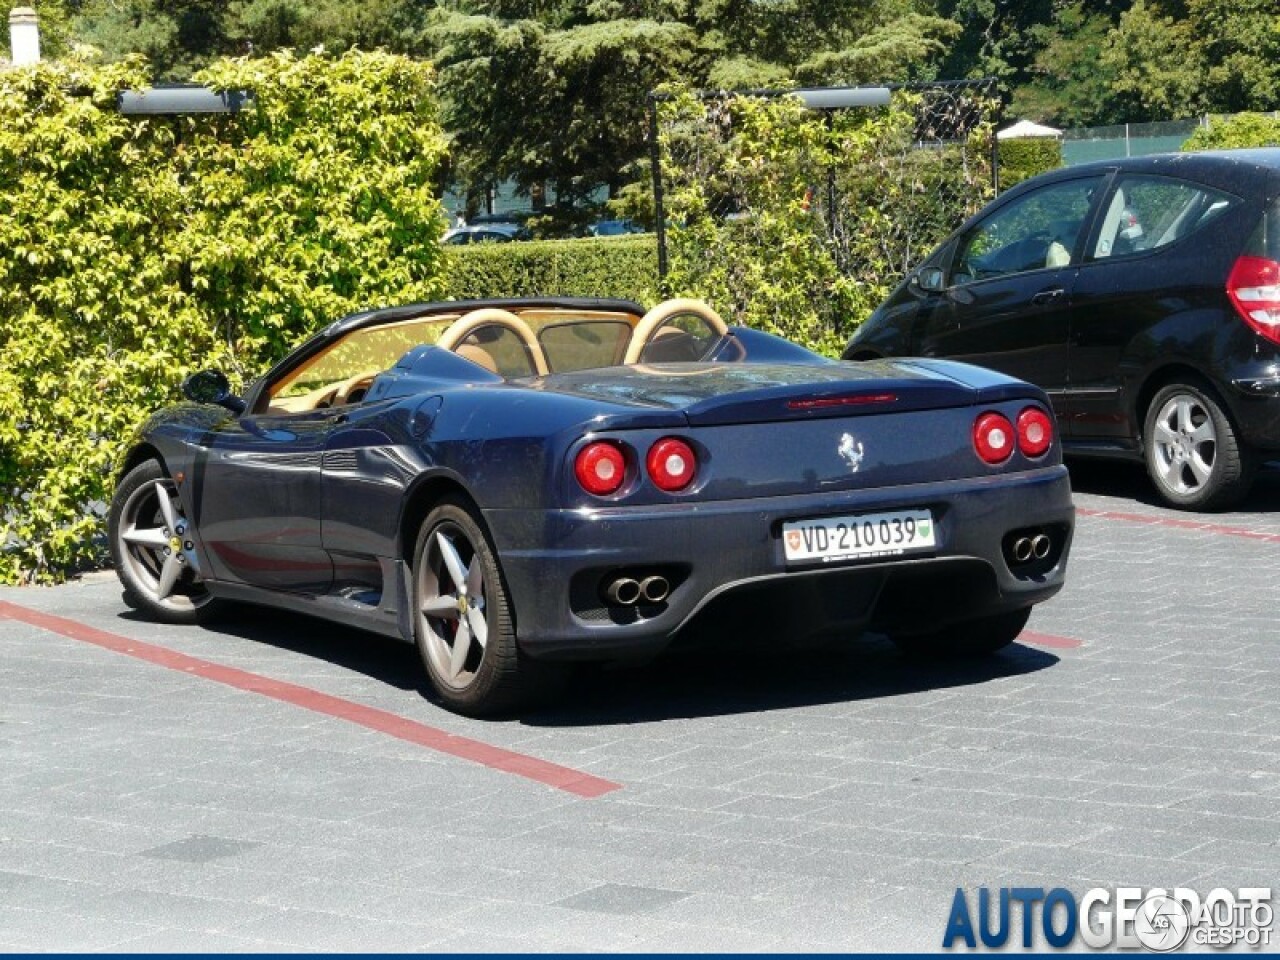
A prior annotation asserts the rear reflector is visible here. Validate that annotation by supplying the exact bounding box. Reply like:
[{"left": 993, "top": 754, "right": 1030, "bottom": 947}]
[
  {"left": 1227, "top": 254, "right": 1280, "bottom": 347},
  {"left": 575, "top": 441, "right": 627, "bottom": 496},
  {"left": 646, "top": 437, "right": 697, "bottom": 492},
  {"left": 973, "top": 412, "right": 1015, "bottom": 465},
  {"left": 1016, "top": 406, "right": 1054, "bottom": 458},
  {"left": 786, "top": 393, "right": 898, "bottom": 410}
]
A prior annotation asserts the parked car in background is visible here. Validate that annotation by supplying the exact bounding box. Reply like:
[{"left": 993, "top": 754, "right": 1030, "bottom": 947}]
[
  {"left": 109, "top": 297, "right": 1072, "bottom": 715},
  {"left": 442, "top": 223, "right": 529, "bottom": 245},
  {"left": 845, "top": 149, "right": 1280, "bottom": 510},
  {"left": 588, "top": 218, "right": 646, "bottom": 237}
]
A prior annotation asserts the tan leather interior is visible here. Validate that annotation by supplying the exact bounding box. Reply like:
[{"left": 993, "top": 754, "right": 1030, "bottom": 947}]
[
  {"left": 437, "top": 307, "right": 550, "bottom": 376},
  {"left": 455, "top": 343, "right": 498, "bottom": 373},
  {"left": 623, "top": 298, "right": 729, "bottom": 364}
]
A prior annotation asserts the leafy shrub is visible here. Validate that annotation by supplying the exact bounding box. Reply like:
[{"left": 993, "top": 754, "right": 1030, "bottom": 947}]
[
  {"left": 657, "top": 87, "right": 995, "bottom": 356},
  {"left": 446, "top": 235, "right": 658, "bottom": 302},
  {"left": 1183, "top": 112, "right": 1280, "bottom": 151},
  {"left": 0, "top": 50, "right": 447, "bottom": 584},
  {"left": 998, "top": 137, "right": 1063, "bottom": 187}
]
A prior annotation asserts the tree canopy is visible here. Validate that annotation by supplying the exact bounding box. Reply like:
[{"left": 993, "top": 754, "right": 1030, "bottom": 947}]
[{"left": 13, "top": 0, "right": 1280, "bottom": 211}]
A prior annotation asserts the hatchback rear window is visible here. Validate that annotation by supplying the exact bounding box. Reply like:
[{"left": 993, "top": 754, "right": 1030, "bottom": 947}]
[{"left": 1092, "top": 175, "right": 1235, "bottom": 260}]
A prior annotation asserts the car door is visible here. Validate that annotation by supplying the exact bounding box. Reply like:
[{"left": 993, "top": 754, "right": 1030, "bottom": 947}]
[
  {"left": 915, "top": 174, "right": 1108, "bottom": 433},
  {"left": 321, "top": 397, "right": 419, "bottom": 593},
  {"left": 1065, "top": 173, "right": 1242, "bottom": 442},
  {"left": 195, "top": 409, "right": 336, "bottom": 593}
]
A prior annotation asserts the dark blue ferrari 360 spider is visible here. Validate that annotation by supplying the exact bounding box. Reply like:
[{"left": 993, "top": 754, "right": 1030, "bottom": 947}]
[{"left": 109, "top": 297, "right": 1074, "bottom": 714}]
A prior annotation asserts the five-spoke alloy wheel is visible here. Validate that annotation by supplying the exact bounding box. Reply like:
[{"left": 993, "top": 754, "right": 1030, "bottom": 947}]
[
  {"left": 412, "top": 497, "right": 563, "bottom": 715},
  {"left": 1143, "top": 382, "right": 1253, "bottom": 510},
  {"left": 109, "top": 460, "right": 217, "bottom": 622}
]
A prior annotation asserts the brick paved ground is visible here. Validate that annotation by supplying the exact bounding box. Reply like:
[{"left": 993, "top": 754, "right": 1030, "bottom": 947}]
[{"left": 0, "top": 462, "right": 1277, "bottom": 951}]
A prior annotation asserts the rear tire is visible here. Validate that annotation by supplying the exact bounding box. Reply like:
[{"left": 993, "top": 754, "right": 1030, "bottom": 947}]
[
  {"left": 1143, "top": 381, "right": 1255, "bottom": 511},
  {"left": 411, "top": 496, "right": 565, "bottom": 716},
  {"left": 891, "top": 607, "right": 1030, "bottom": 658}
]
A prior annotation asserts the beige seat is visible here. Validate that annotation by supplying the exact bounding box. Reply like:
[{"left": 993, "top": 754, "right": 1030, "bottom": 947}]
[
  {"left": 455, "top": 343, "right": 498, "bottom": 373},
  {"left": 623, "top": 298, "right": 729, "bottom": 364}
]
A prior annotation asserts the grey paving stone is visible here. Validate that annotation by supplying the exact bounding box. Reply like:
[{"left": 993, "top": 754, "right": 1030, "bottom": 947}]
[
  {"left": 2, "top": 472, "right": 1280, "bottom": 950},
  {"left": 554, "top": 882, "right": 691, "bottom": 916},
  {"left": 138, "top": 834, "right": 263, "bottom": 864}
]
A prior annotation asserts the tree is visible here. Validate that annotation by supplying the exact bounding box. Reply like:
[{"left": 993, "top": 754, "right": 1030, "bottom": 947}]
[
  {"left": 1011, "top": 2, "right": 1120, "bottom": 127},
  {"left": 422, "top": 0, "right": 959, "bottom": 211},
  {"left": 1101, "top": 0, "right": 1206, "bottom": 121}
]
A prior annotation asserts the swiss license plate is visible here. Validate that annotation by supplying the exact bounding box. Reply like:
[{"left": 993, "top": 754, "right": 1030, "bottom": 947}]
[{"left": 782, "top": 509, "right": 936, "bottom": 564}]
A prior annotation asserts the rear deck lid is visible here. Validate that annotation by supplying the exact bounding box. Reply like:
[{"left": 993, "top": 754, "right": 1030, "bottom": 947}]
[{"left": 534, "top": 360, "right": 1039, "bottom": 426}]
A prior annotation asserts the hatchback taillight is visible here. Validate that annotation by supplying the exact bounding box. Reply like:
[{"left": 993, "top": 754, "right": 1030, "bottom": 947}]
[
  {"left": 973, "top": 412, "right": 1015, "bottom": 465},
  {"left": 574, "top": 442, "right": 627, "bottom": 496},
  {"left": 1227, "top": 254, "right": 1280, "bottom": 347}
]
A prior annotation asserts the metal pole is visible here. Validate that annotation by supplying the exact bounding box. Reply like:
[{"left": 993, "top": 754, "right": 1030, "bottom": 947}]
[
  {"left": 647, "top": 94, "right": 669, "bottom": 282},
  {"left": 990, "top": 87, "right": 1003, "bottom": 197}
]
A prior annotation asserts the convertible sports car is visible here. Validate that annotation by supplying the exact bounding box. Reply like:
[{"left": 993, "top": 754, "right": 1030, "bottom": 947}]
[{"left": 109, "top": 297, "right": 1075, "bottom": 714}]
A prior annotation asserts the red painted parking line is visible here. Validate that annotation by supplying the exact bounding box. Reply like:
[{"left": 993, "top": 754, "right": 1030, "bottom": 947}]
[
  {"left": 0, "top": 600, "right": 620, "bottom": 799},
  {"left": 1018, "top": 630, "right": 1083, "bottom": 650},
  {"left": 1077, "top": 507, "right": 1280, "bottom": 543}
]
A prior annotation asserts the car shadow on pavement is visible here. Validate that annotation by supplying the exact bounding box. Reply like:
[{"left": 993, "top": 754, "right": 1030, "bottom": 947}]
[
  {"left": 181, "top": 604, "right": 433, "bottom": 696},
  {"left": 523, "top": 635, "right": 1059, "bottom": 727},
  {"left": 1066, "top": 458, "right": 1280, "bottom": 512},
  {"left": 147, "top": 604, "right": 1059, "bottom": 725}
]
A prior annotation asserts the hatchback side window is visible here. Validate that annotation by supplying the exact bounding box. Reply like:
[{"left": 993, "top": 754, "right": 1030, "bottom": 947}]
[
  {"left": 1091, "top": 176, "right": 1235, "bottom": 260},
  {"left": 953, "top": 177, "right": 1103, "bottom": 285}
]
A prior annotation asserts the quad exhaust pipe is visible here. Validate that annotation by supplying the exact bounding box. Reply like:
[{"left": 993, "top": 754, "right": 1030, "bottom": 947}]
[
  {"left": 605, "top": 577, "right": 641, "bottom": 606},
  {"left": 639, "top": 575, "right": 669, "bottom": 604},
  {"left": 1009, "top": 531, "right": 1054, "bottom": 566},
  {"left": 604, "top": 574, "right": 670, "bottom": 606}
]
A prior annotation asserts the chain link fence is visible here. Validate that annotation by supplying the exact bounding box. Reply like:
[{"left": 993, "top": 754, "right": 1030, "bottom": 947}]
[{"left": 647, "top": 80, "right": 1000, "bottom": 351}]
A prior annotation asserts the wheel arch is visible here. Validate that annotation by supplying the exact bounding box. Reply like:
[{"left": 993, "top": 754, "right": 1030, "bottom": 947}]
[
  {"left": 117, "top": 442, "right": 166, "bottom": 481},
  {"left": 1134, "top": 362, "right": 1224, "bottom": 441},
  {"left": 398, "top": 472, "right": 482, "bottom": 562}
]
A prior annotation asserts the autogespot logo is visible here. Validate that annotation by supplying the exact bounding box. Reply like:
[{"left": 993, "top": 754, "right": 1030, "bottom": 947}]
[{"left": 942, "top": 886, "right": 1274, "bottom": 950}]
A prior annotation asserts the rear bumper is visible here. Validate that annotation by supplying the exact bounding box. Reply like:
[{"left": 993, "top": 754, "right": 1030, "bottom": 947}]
[
  {"left": 484, "top": 465, "right": 1075, "bottom": 661},
  {"left": 1227, "top": 377, "right": 1280, "bottom": 451}
]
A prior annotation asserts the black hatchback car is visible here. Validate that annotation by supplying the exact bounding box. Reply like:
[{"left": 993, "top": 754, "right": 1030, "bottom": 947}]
[{"left": 844, "top": 149, "right": 1280, "bottom": 509}]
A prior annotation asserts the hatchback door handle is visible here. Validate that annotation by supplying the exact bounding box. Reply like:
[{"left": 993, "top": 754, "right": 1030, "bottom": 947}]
[{"left": 1031, "top": 287, "right": 1065, "bottom": 306}]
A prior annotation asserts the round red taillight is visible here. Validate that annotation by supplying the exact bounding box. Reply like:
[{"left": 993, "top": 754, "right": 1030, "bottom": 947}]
[
  {"left": 973, "top": 412, "right": 1015, "bottom": 465},
  {"left": 574, "top": 441, "right": 626, "bottom": 496},
  {"left": 646, "top": 437, "right": 697, "bottom": 492},
  {"left": 1017, "top": 406, "right": 1053, "bottom": 458}
]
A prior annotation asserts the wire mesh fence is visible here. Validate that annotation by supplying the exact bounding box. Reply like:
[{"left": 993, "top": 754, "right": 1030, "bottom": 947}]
[{"left": 648, "top": 79, "right": 1000, "bottom": 352}]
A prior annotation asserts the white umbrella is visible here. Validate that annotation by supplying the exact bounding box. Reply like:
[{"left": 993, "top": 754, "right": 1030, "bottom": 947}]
[{"left": 997, "top": 119, "right": 1063, "bottom": 140}]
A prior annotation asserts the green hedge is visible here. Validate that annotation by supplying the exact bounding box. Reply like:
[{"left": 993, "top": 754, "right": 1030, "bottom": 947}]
[
  {"left": 1183, "top": 113, "right": 1280, "bottom": 151},
  {"left": 998, "top": 137, "right": 1063, "bottom": 188},
  {"left": 446, "top": 235, "right": 658, "bottom": 302},
  {"left": 0, "top": 51, "right": 447, "bottom": 584}
]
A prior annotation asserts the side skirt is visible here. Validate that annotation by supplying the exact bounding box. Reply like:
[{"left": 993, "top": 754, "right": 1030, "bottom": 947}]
[{"left": 207, "top": 557, "right": 414, "bottom": 644}]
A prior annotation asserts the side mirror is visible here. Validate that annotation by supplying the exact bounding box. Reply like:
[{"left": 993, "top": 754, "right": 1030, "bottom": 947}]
[
  {"left": 913, "top": 267, "right": 946, "bottom": 292},
  {"left": 181, "top": 369, "right": 245, "bottom": 414}
]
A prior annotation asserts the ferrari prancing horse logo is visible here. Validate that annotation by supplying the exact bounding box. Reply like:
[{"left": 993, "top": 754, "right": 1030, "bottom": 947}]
[{"left": 838, "top": 433, "right": 865, "bottom": 473}]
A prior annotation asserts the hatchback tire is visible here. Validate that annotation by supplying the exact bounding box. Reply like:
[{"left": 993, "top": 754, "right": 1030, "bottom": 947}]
[{"left": 1143, "top": 381, "right": 1254, "bottom": 510}]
